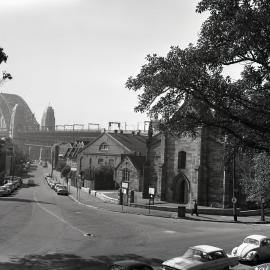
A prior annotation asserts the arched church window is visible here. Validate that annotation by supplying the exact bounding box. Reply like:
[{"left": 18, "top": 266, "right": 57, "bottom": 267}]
[
  {"left": 178, "top": 151, "right": 186, "bottom": 169},
  {"left": 99, "top": 142, "right": 109, "bottom": 151}
]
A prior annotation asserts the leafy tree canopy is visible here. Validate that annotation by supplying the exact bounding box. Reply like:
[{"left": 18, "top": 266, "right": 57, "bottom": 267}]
[
  {"left": 61, "top": 165, "right": 71, "bottom": 178},
  {"left": 0, "top": 47, "right": 12, "bottom": 83},
  {"left": 240, "top": 152, "right": 270, "bottom": 200},
  {"left": 126, "top": 0, "right": 270, "bottom": 152}
]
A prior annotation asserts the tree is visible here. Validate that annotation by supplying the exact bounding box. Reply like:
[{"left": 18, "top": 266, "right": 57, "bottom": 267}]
[
  {"left": 126, "top": 0, "right": 270, "bottom": 153},
  {"left": 0, "top": 47, "right": 12, "bottom": 84},
  {"left": 240, "top": 152, "right": 270, "bottom": 203},
  {"left": 61, "top": 165, "right": 71, "bottom": 186}
]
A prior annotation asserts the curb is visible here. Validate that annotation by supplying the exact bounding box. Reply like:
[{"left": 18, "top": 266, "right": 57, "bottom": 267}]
[
  {"left": 67, "top": 193, "right": 270, "bottom": 224},
  {"left": 68, "top": 194, "right": 177, "bottom": 219}
]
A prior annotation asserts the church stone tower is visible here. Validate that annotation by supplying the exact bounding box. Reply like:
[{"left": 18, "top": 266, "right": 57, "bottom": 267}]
[{"left": 41, "top": 106, "right": 55, "bottom": 131}]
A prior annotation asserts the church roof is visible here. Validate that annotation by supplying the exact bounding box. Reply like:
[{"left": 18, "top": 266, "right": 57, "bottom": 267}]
[
  {"left": 109, "top": 132, "right": 147, "bottom": 155},
  {"left": 115, "top": 154, "right": 146, "bottom": 173}
]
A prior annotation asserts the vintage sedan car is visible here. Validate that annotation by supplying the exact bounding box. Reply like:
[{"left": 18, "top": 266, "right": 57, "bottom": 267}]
[
  {"left": 161, "top": 245, "right": 238, "bottom": 270},
  {"left": 56, "top": 185, "right": 68, "bottom": 195},
  {"left": 231, "top": 234, "right": 270, "bottom": 263},
  {"left": 4, "top": 183, "right": 15, "bottom": 192},
  {"left": 109, "top": 260, "right": 154, "bottom": 270},
  {"left": 254, "top": 263, "right": 270, "bottom": 270},
  {"left": 27, "top": 179, "right": 35, "bottom": 186},
  {"left": 54, "top": 183, "right": 62, "bottom": 191},
  {"left": 0, "top": 186, "right": 10, "bottom": 196}
]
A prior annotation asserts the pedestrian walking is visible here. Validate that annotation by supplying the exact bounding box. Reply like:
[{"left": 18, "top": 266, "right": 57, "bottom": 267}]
[{"left": 191, "top": 199, "right": 199, "bottom": 216}]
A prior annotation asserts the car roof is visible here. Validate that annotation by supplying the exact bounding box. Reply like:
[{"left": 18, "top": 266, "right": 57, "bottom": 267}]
[
  {"left": 112, "top": 260, "right": 152, "bottom": 267},
  {"left": 191, "top": 245, "right": 223, "bottom": 253},
  {"left": 245, "top": 235, "right": 268, "bottom": 241}
]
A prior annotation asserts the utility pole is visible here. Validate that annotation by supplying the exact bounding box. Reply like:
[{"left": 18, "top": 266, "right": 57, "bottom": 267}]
[{"left": 232, "top": 147, "right": 237, "bottom": 222}]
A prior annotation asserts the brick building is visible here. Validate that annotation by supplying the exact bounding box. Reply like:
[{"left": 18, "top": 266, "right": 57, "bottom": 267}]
[{"left": 77, "top": 131, "right": 147, "bottom": 190}]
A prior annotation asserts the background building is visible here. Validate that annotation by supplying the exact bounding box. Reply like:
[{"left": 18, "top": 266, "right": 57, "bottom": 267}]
[{"left": 41, "top": 106, "right": 55, "bottom": 132}]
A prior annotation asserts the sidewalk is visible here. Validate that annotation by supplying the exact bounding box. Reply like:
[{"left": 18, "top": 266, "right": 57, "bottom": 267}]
[{"left": 66, "top": 185, "right": 270, "bottom": 224}]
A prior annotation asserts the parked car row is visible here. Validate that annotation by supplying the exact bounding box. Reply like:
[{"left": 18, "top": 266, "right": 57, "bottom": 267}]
[
  {"left": 45, "top": 175, "right": 68, "bottom": 196},
  {"left": 110, "top": 234, "right": 270, "bottom": 270},
  {"left": 0, "top": 176, "right": 23, "bottom": 197}
]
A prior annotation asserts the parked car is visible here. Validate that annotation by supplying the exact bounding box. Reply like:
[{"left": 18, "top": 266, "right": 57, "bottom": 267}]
[
  {"left": 56, "top": 185, "right": 68, "bottom": 195},
  {"left": 254, "top": 263, "right": 270, "bottom": 270},
  {"left": 48, "top": 180, "right": 54, "bottom": 188},
  {"left": 231, "top": 234, "right": 270, "bottom": 264},
  {"left": 45, "top": 175, "right": 52, "bottom": 181},
  {"left": 109, "top": 260, "right": 154, "bottom": 270},
  {"left": 4, "top": 183, "right": 15, "bottom": 192},
  {"left": 161, "top": 245, "right": 239, "bottom": 270},
  {"left": 27, "top": 179, "right": 35, "bottom": 186},
  {"left": 0, "top": 186, "right": 10, "bottom": 196},
  {"left": 53, "top": 183, "right": 61, "bottom": 191}
]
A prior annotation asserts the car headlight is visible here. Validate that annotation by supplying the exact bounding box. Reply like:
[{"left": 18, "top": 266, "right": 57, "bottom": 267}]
[
  {"left": 231, "top": 247, "right": 238, "bottom": 256},
  {"left": 246, "top": 251, "right": 256, "bottom": 259}
]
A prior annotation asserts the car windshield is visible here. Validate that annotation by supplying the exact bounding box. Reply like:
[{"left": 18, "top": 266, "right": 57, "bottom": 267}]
[
  {"left": 182, "top": 248, "right": 206, "bottom": 259},
  {"left": 243, "top": 238, "right": 259, "bottom": 245}
]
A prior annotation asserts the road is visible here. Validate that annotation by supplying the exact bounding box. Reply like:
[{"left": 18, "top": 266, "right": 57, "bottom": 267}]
[{"left": 0, "top": 164, "right": 269, "bottom": 269}]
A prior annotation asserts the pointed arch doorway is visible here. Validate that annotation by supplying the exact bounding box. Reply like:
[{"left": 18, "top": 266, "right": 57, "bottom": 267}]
[{"left": 173, "top": 173, "right": 190, "bottom": 204}]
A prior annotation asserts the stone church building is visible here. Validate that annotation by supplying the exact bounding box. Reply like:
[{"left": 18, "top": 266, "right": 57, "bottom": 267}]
[{"left": 147, "top": 127, "right": 237, "bottom": 208}]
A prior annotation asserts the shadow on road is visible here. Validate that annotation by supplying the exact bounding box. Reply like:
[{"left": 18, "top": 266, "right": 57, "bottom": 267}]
[
  {"left": 0, "top": 197, "right": 55, "bottom": 205},
  {"left": 0, "top": 253, "right": 163, "bottom": 270}
]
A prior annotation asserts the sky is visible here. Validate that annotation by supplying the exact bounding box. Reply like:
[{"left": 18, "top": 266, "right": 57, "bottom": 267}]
[{"left": 0, "top": 0, "right": 208, "bottom": 131}]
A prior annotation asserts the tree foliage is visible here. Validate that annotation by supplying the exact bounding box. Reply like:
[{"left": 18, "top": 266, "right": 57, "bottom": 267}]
[
  {"left": 0, "top": 47, "right": 11, "bottom": 82},
  {"left": 126, "top": 0, "right": 270, "bottom": 152},
  {"left": 61, "top": 165, "right": 71, "bottom": 178},
  {"left": 239, "top": 152, "right": 270, "bottom": 201}
]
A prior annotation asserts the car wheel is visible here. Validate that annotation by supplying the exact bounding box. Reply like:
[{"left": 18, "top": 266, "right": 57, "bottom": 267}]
[{"left": 253, "top": 255, "right": 260, "bottom": 265}]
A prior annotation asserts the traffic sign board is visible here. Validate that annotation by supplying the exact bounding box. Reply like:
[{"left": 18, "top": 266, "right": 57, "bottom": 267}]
[
  {"left": 232, "top": 197, "right": 237, "bottom": 204},
  {"left": 149, "top": 187, "right": 155, "bottom": 195}
]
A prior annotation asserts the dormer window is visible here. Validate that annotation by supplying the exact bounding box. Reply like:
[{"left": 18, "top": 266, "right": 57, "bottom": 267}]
[{"left": 99, "top": 142, "right": 109, "bottom": 151}]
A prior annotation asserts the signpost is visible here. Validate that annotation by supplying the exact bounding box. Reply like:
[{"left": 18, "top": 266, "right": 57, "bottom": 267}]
[
  {"left": 232, "top": 196, "right": 237, "bottom": 222},
  {"left": 121, "top": 182, "right": 129, "bottom": 211},
  {"left": 148, "top": 187, "right": 155, "bottom": 214}
]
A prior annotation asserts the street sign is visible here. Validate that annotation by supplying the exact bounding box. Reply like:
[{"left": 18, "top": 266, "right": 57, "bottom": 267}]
[
  {"left": 122, "top": 188, "right": 127, "bottom": 194},
  {"left": 149, "top": 187, "right": 155, "bottom": 195},
  {"left": 232, "top": 197, "right": 237, "bottom": 204},
  {"left": 121, "top": 182, "right": 129, "bottom": 189}
]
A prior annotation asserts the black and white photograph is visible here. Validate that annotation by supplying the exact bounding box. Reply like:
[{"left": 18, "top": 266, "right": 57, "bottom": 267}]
[{"left": 0, "top": 0, "right": 270, "bottom": 269}]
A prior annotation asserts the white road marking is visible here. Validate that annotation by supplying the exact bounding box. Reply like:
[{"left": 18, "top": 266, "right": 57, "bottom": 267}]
[
  {"left": 33, "top": 193, "right": 88, "bottom": 236},
  {"left": 163, "top": 230, "right": 177, "bottom": 234}
]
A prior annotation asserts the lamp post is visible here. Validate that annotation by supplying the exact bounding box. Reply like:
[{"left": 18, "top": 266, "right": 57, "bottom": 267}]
[
  {"left": 50, "top": 147, "right": 54, "bottom": 177},
  {"left": 232, "top": 147, "right": 237, "bottom": 222},
  {"left": 261, "top": 196, "right": 265, "bottom": 222}
]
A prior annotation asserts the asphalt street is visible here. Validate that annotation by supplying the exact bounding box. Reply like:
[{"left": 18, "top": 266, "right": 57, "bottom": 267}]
[{"left": 0, "top": 165, "right": 269, "bottom": 269}]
